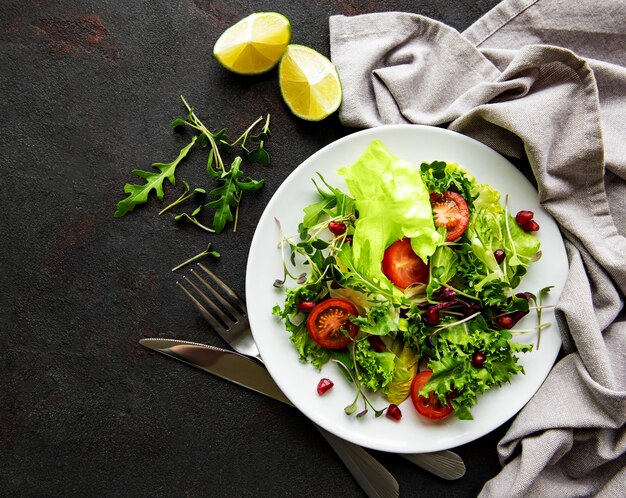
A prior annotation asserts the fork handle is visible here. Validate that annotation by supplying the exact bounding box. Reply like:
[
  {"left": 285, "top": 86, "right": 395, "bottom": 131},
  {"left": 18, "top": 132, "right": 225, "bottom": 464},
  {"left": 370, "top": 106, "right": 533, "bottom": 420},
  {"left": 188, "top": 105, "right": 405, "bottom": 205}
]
[
  {"left": 317, "top": 426, "right": 399, "bottom": 498},
  {"left": 400, "top": 450, "right": 465, "bottom": 480}
]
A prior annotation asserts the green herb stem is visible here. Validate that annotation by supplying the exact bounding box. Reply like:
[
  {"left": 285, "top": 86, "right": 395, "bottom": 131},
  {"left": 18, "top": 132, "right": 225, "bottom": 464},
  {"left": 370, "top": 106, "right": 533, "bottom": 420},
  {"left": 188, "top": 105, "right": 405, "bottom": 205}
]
[{"left": 171, "top": 243, "right": 220, "bottom": 272}]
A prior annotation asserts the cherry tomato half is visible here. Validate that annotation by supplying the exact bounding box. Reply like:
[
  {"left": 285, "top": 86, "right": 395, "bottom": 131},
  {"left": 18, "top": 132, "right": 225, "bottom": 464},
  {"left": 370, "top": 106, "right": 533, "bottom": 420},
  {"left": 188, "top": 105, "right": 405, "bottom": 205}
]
[
  {"left": 410, "top": 371, "right": 454, "bottom": 420},
  {"left": 382, "top": 238, "right": 429, "bottom": 289},
  {"left": 430, "top": 191, "right": 469, "bottom": 242},
  {"left": 307, "top": 298, "right": 359, "bottom": 349}
]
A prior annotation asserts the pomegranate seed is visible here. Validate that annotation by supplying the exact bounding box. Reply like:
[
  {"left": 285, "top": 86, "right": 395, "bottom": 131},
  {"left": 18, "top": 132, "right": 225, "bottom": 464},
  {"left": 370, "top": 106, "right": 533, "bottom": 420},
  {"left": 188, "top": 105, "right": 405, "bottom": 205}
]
[
  {"left": 317, "top": 378, "right": 334, "bottom": 395},
  {"left": 424, "top": 306, "right": 440, "bottom": 325},
  {"left": 368, "top": 336, "right": 386, "bottom": 353},
  {"left": 521, "top": 219, "right": 540, "bottom": 232},
  {"left": 472, "top": 351, "right": 486, "bottom": 368},
  {"left": 344, "top": 235, "right": 353, "bottom": 245},
  {"left": 386, "top": 403, "right": 402, "bottom": 421},
  {"left": 297, "top": 300, "right": 316, "bottom": 312},
  {"left": 437, "top": 287, "right": 456, "bottom": 302},
  {"left": 494, "top": 249, "right": 506, "bottom": 264},
  {"left": 515, "top": 210, "right": 534, "bottom": 226},
  {"left": 497, "top": 315, "right": 515, "bottom": 329},
  {"left": 328, "top": 221, "right": 347, "bottom": 236}
]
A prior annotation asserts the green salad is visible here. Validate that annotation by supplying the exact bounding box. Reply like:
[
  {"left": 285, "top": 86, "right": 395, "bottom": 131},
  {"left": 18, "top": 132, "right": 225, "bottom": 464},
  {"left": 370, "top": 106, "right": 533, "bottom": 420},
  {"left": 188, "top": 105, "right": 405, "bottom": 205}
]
[{"left": 273, "top": 140, "right": 551, "bottom": 421}]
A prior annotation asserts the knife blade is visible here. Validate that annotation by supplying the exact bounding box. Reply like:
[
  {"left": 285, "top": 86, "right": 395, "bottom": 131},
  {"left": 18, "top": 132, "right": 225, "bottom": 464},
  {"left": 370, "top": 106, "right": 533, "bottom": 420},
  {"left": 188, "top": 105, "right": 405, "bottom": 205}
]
[
  {"left": 140, "top": 337, "right": 465, "bottom": 481},
  {"left": 140, "top": 337, "right": 290, "bottom": 404},
  {"left": 140, "top": 337, "right": 399, "bottom": 498}
]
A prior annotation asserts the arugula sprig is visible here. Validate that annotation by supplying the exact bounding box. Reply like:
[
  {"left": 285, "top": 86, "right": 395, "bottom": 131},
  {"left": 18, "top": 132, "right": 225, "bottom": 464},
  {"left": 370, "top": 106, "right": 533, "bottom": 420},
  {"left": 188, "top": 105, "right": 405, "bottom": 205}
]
[
  {"left": 114, "top": 136, "right": 197, "bottom": 218},
  {"left": 115, "top": 96, "right": 271, "bottom": 238},
  {"left": 205, "top": 156, "right": 264, "bottom": 233}
]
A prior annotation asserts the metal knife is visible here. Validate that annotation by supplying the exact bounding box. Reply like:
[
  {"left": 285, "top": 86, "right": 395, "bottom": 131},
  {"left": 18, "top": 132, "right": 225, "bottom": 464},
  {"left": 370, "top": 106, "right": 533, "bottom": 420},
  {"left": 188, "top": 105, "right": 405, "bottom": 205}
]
[
  {"left": 139, "top": 338, "right": 465, "bottom": 481},
  {"left": 140, "top": 337, "right": 399, "bottom": 498}
]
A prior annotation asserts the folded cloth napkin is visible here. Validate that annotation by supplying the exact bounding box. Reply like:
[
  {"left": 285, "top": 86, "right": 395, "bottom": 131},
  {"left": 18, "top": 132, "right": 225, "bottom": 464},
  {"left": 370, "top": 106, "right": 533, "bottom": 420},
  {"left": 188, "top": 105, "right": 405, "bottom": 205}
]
[{"left": 329, "top": 1, "right": 626, "bottom": 496}]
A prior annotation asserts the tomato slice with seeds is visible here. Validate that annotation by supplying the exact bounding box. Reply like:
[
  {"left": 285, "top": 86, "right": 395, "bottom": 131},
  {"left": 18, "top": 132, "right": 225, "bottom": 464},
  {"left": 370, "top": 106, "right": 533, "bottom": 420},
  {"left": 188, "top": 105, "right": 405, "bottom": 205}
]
[
  {"left": 307, "top": 298, "right": 359, "bottom": 349},
  {"left": 410, "top": 371, "right": 454, "bottom": 420},
  {"left": 430, "top": 191, "right": 469, "bottom": 242},
  {"left": 382, "top": 238, "right": 429, "bottom": 290}
]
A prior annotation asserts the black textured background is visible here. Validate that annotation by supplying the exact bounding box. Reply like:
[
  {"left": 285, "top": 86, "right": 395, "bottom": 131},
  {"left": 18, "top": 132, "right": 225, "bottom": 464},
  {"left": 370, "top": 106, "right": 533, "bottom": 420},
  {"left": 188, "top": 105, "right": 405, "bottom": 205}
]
[{"left": 1, "top": 1, "right": 512, "bottom": 496}]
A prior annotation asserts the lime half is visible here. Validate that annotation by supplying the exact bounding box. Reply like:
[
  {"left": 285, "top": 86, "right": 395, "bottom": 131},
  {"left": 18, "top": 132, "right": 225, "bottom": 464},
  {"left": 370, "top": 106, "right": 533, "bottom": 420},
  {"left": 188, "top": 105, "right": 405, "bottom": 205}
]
[
  {"left": 278, "top": 44, "right": 342, "bottom": 121},
  {"left": 213, "top": 12, "right": 291, "bottom": 75}
]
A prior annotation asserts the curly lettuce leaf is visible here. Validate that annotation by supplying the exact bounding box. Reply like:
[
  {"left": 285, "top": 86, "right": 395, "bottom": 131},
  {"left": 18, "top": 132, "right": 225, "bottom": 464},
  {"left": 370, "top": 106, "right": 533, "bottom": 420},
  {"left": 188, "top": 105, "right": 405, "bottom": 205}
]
[
  {"left": 337, "top": 140, "right": 441, "bottom": 283},
  {"left": 350, "top": 303, "right": 398, "bottom": 336},
  {"left": 356, "top": 340, "right": 396, "bottom": 392},
  {"left": 472, "top": 183, "right": 503, "bottom": 213},
  {"left": 421, "top": 317, "right": 532, "bottom": 420},
  {"left": 277, "top": 315, "right": 331, "bottom": 369}
]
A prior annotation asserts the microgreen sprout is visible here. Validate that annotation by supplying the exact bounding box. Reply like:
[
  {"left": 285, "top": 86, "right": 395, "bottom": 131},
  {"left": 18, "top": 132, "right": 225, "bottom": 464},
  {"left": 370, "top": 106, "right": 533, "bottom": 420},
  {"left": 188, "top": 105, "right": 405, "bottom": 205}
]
[
  {"left": 171, "top": 242, "right": 220, "bottom": 272},
  {"left": 535, "top": 286, "right": 554, "bottom": 349},
  {"left": 332, "top": 354, "right": 385, "bottom": 419},
  {"left": 429, "top": 311, "right": 481, "bottom": 335},
  {"left": 116, "top": 96, "right": 271, "bottom": 241},
  {"left": 228, "top": 114, "right": 272, "bottom": 166},
  {"left": 174, "top": 205, "right": 215, "bottom": 232},
  {"left": 274, "top": 217, "right": 301, "bottom": 287},
  {"left": 159, "top": 181, "right": 206, "bottom": 215},
  {"left": 176, "top": 95, "right": 226, "bottom": 171}
]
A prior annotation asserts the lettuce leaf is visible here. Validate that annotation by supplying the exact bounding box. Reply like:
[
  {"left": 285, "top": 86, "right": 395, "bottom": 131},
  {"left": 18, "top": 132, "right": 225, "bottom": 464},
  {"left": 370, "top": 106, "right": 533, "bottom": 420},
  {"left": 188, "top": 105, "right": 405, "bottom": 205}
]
[
  {"left": 385, "top": 340, "right": 420, "bottom": 405},
  {"left": 422, "top": 317, "right": 533, "bottom": 420},
  {"left": 466, "top": 208, "right": 541, "bottom": 292},
  {"left": 472, "top": 183, "right": 503, "bottom": 213},
  {"left": 337, "top": 140, "right": 441, "bottom": 283},
  {"left": 356, "top": 340, "right": 396, "bottom": 392}
]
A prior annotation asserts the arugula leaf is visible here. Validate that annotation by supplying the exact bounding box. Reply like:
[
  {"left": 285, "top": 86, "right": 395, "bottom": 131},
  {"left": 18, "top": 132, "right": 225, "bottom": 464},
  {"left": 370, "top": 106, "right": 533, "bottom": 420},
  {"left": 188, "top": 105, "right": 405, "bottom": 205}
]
[
  {"left": 302, "top": 174, "right": 355, "bottom": 228},
  {"left": 114, "top": 136, "right": 197, "bottom": 218},
  {"left": 205, "top": 157, "right": 264, "bottom": 233}
]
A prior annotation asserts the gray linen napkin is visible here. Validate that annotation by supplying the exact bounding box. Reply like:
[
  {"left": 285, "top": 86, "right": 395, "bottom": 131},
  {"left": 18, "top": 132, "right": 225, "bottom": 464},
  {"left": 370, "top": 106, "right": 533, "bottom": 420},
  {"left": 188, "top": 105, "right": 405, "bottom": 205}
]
[{"left": 329, "top": 1, "right": 626, "bottom": 496}]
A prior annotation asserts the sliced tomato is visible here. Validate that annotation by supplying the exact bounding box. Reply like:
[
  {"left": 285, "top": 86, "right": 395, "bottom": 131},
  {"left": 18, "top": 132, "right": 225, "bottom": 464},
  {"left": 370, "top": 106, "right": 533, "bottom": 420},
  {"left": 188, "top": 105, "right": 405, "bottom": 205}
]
[
  {"left": 410, "top": 371, "right": 454, "bottom": 420},
  {"left": 430, "top": 191, "right": 469, "bottom": 242},
  {"left": 307, "top": 298, "right": 359, "bottom": 349},
  {"left": 382, "top": 238, "right": 429, "bottom": 289}
]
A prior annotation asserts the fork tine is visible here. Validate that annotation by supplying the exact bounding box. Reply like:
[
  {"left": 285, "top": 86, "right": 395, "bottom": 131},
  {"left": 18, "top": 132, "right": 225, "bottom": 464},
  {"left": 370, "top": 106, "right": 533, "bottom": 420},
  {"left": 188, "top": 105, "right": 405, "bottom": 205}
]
[
  {"left": 181, "top": 265, "right": 257, "bottom": 359},
  {"left": 188, "top": 269, "right": 241, "bottom": 320},
  {"left": 181, "top": 275, "right": 235, "bottom": 327},
  {"left": 196, "top": 263, "right": 247, "bottom": 313},
  {"left": 176, "top": 280, "right": 228, "bottom": 331}
]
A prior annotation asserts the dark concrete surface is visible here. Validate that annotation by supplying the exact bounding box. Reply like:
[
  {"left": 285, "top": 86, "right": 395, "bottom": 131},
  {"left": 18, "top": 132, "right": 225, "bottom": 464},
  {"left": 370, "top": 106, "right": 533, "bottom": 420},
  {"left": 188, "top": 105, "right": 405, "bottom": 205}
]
[{"left": 1, "top": 1, "right": 513, "bottom": 496}]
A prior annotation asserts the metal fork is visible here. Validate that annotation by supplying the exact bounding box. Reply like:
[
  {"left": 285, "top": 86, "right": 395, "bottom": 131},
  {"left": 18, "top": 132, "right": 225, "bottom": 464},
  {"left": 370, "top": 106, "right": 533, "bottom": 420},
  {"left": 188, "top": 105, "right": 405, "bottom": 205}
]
[
  {"left": 177, "top": 263, "right": 466, "bottom": 482},
  {"left": 176, "top": 266, "right": 398, "bottom": 498}
]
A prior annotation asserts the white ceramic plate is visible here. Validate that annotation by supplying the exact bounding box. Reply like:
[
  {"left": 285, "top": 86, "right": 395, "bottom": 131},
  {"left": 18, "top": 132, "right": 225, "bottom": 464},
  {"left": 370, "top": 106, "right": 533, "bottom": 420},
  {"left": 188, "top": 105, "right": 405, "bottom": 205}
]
[{"left": 246, "top": 125, "right": 567, "bottom": 453}]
